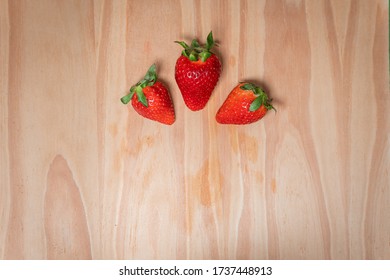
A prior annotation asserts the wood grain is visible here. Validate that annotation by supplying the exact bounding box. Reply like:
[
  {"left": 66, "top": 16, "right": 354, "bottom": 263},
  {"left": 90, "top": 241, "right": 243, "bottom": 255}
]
[{"left": 0, "top": 0, "right": 389, "bottom": 259}]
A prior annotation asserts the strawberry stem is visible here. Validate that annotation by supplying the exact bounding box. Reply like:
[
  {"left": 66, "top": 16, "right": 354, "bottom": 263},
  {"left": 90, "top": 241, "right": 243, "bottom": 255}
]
[
  {"left": 205, "top": 31, "right": 214, "bottom": 50},
  {"left": 199, "top": 51, "right": 211, "bottom": 62},
  {"left": 120, "top": 91, "right": 134, "bottom": 104},
  {"left": 120, "top": 64, "right": 158, "bottom": 107},
  {"left": 240, "top": 83, "right": 276, "bottom": 112},
  {"left": 175, "top": 31, "right": 216, "bottom": 62},
  {"left": 136, "top": 86, "right": 148, "bottom": 107}
]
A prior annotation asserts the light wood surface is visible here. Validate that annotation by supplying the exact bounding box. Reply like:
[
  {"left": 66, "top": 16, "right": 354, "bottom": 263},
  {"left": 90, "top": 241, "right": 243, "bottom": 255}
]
[{"left": 0, "top": 0, "right": 389, "bottom": 260}]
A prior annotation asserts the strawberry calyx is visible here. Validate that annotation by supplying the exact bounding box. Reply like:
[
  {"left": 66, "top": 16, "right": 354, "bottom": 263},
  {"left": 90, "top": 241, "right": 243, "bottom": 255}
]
[
  {"left": 240, "top": 83, "right": 276, "bottom": 112},
  {"left": 175, "top": 31, "right": 216, "bottom": 62},
  {"left": 120, "top": 64, "right": 158, "bottom": 107}
]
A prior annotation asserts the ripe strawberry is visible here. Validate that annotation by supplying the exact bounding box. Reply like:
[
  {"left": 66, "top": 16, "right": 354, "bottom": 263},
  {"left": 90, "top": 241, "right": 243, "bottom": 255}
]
[
  {"left": 120, "top": 64, "right": 175, "bottom": 125},
  {"left": 216, "top": 82, "right": 275, "bottom": 125},
  {"left": 174, "top": 31, "right": 222, "bottom": 111}
]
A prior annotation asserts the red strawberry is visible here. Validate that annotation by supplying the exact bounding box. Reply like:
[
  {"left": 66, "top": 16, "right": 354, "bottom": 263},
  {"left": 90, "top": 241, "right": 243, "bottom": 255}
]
[
  {"left": 175, "top": 31, "right": 222, "bottom": 111},
  {"left": 216, "top": 82, "right": 275, "bottom": 125},
  {"left": 121, "top": 64, "right": 175, "bottom": 125}
]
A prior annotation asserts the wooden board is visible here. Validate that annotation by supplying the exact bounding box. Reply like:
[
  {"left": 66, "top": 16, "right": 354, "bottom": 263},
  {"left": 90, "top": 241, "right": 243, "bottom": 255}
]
[{"left": 0, "top": 0, "right": 389, "bottom": 260}]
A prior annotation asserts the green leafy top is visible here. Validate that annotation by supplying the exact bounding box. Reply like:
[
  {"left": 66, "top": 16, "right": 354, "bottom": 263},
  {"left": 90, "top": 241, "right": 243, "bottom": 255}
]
[
  {"left": 240, "top": 83, "right": 276, "bottom": 112},
  {"left": 175, "top": 31, "right": 216, "bottom": 62},
  {"left": 120, "top": 64, "right": 158, "bottom": 107}
]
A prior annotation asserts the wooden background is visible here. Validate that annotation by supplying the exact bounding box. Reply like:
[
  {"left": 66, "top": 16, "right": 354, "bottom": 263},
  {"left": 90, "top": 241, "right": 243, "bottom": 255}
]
[{"left": 0, "top": 0, "right": 389, "bottom": 260}]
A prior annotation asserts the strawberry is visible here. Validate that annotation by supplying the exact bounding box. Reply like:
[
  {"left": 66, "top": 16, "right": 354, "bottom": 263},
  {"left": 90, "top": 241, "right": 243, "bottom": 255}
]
[
  {"left": 174, "top": 31, "right": 222, "bottom": 111},
  {"left": 120, "top": 64, "right": 175, "bottom": 125},
  {"left": 216, "top": 82, "right": 275, "bottom": 125}
]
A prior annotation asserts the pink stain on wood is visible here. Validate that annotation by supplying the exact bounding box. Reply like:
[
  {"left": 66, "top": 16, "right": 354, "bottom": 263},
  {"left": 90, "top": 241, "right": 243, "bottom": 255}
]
[
  {"left": 271, "top": 178, "right": 277, "bottom": 194},
  {"left": 44, "top": 155, "right": 92, "bottom": 259}
]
